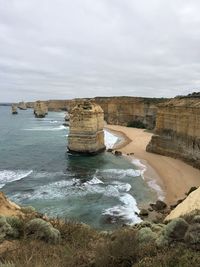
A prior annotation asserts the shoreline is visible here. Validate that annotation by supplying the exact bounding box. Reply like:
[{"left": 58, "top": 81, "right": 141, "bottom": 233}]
[{"left": 106, "top": 125, "right": 200, "bottom": 205}]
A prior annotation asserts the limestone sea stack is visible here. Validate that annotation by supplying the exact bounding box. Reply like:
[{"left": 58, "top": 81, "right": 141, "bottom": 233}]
[
  {"left": 68, "top": 101, "right": 106, "bottom": 154},
  {"left": 34, "top": 101, "right": 48, "bottom": 118},
  {"left": 11, "top": 104, "right": 18, "bottom": 114},
  {"left": 18, "top": 101, "right": 27, "bottom": 110}
]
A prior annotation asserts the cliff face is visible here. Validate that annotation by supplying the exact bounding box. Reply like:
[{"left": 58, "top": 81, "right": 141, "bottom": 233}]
[
  {"left": 68, "top": 100, "right": 105, "bottom": 154},
  {"left": 34, "top": 101, "right": 48, "bottom": 118},
  {"left": 94, "top": 97, "right": 165, "bottom": 130},
  {"left": 26, "top": 97, "right": 166, "bottom": 129},
  {"left": 11, "top": 104, "right": 18, "bottom": 114},
  {"left": 165, "top": 186, "right": 200, "bottom": 221},
  {"left": 147, "top": 97, "right": 200, "bottom": 169},
  {"left": 18, "top": 102, "right": 27, "bottom": 110}
]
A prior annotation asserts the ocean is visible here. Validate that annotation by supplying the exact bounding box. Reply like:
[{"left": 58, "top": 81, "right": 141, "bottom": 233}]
[{"left": 0, "top": 106, "right": 160, "bottom": 229}]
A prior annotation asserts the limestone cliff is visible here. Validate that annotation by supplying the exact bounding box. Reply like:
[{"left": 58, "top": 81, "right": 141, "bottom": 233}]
[
  {"left": 147, "top": 97, "right": 200, "bottom": 169},
  {"left": 68, "top": 100, "right": 105, "bottom": 154},
  {"left": 165, "top": 186, "right": 200, "bottom": 221},
  {"left": 26, "top": 97, "right": 166, "bottom": 129},
  {"left": 18, "top": 102, "right": 27, "bottom": 110},
  {"left": 34, "top": 101, "right": 48, "bottom": 118},
  {"left": 94, "top": 97, "right": 166, "bottom": 129}
]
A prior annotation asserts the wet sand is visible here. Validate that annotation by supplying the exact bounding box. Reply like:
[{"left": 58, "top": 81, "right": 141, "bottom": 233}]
[{"left": 106, "top": 125, "right": 200, "bottom": 205}]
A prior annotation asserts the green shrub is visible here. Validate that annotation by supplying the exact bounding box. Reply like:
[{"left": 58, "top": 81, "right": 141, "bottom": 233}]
[
  {"left": 21, "top": 206, "right": 36, "bottom": 214},
  {"left": 0, "top": 216, "right": 19, "bottom": 242},
  {"left": 137, "top": 227, "right": 157, "bottom": 243},
  {"left": 25, "top": 218, "right": 61, "bottom": 244}
]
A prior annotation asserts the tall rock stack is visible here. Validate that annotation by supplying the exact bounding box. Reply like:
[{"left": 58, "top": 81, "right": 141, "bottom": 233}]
[
  {"left": 18, "top": 102, "right": 27, "bottom": 110},
  {"left": 146, "top": 96, "right": 200, "bottom": 169},
  {"left": 11, "top": 104, "right": 18, "bottom": 114},
  {"left": 34, "top": 101, "right": 48, "bottom": 118},
  {"left": 68, "top": 101, "right": 106, "bottom": 154}
]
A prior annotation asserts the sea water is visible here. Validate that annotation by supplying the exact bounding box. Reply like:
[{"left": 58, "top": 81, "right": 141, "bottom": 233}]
[{"left": 0, "top": 106, "right": 160, "bottom": 229}]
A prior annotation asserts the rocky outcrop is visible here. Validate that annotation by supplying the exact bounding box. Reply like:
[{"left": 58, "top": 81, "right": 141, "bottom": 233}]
[
  {"left": 165, "top": 187, "right": 200, "bottom": 221},
  {"left": 34, "top": 101, "right": 48, "bottom": 118},
  {"left": 0, "top": 192, "right": 23, "bottom": 217},
  {"left": 11, "top": 105, "right": 18, "bottom": 114},
  {"left": 18, "top": 102, "right": 27, "bottom": 110},
  {"left": 147, "top": 97, "right": 200, "bottom": 169},
  {"left": 68, "top": 100, "right": 105, "bottom": 154}
]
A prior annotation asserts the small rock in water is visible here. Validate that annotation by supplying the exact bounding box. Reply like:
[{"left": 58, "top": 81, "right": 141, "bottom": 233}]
[
  {"left": 114, "top": 150, "right": 122, "bottom": 156},
  {"left": 107, "top": 148, "right": 113, "bottom": 153}
]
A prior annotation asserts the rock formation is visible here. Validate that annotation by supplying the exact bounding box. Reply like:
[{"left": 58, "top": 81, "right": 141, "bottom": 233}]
[
  {"left": 68, "top": 101, "right": 106, "bottom": 154},
  {"left": 11, "top": 104, "right": 18, "bottom": 114},
  {"left": 165, "top": 186, "right": 200, "bottom": 221},
  {"left": 147, "top": 96, "right": 200, "bottom": 169},
  {"left": 0, "top": 192, "right": 23, "bottom": 217},
  {"left": 34, "top": 101, "right": 48, "bottom": 118},
  {"left": 18, "top": 101, "right": 27, "bottom": 110},
  {"left": 27, "top": 97, "right": 167, "bottom": 129}
]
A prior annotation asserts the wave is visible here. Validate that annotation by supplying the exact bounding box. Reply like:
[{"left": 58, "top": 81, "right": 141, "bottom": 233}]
[
  {"left": 101, "top": 168, "right": 141, "bottom": 178},
  {"left": 84, "top": 176, "right": 104, "bottom": 185},
  {"left": 147, "top": 179, "right": 165, "bottom": 201},
  {"left": 23, "top": 125, "right": 66, "bottom": 131},
  {"left": 0, "top": 170, "right": 33, "bottom": 188},
  {"left": 102, "top": 193, "right": 142, "bottom": 224},
  {"left": 131, "top": 158, "right": 147, "bottom": 179}
]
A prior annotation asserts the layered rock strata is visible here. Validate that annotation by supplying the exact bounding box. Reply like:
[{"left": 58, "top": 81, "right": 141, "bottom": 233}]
[
  {"left": 68, "top": 101, "right": 105, "bottom": 154},
  {"left": 147, "top": 97, "right": 200, "bottom": 169},
  {"left": 11, "top": 104, "right": 18, "bottom": 114},
  {"left": 34, "top": 101, "right": 48, "bottom": 118}
]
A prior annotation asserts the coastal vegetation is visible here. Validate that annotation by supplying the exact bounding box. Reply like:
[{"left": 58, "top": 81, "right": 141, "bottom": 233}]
[{"left": 0, "top": 208, "right": 200, "bottom": 267}]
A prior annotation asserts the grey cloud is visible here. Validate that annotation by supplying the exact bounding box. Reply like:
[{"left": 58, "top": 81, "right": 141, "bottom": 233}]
[{"left": 0, "top": 0, "right": 200, "bottom": 102}]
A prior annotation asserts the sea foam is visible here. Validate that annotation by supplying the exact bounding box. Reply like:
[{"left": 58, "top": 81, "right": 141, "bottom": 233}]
[{"left": 0, "top": 170, "right": 33, "bottom": 188}]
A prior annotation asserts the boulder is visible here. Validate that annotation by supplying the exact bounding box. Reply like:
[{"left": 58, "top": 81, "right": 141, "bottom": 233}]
[
  {"left": 139, "top": 209, "right": 149, "bottom": 217},
  {"left": 150, "top": 200, "right": 167, "bottom": 211},
  {"left": 114, "top": 151, "right": 122, "bottom": 156}
]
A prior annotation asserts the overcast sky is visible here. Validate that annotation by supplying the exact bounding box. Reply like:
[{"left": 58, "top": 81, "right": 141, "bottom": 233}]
[{"left": 1, "top": 0, "right": 200, "bottom": 102}]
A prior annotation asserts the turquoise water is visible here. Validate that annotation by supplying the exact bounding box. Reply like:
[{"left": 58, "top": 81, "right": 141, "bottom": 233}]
[{"left": 0, "top": 106, "right": 158, "bottom": 229}]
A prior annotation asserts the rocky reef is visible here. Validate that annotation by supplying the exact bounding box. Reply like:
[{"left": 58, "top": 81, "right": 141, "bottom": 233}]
[
  {"left": 11, "top": 104, "right": 18, "bottom": 115},
  {"left": 68, "top": 100, "right": 105, "bottom": 154},
  {"left": 147, "top": 96, "right": 200, "bottom": 169},
  {"left": 34, "top": 101, "right": 48, "bottom": 118}
]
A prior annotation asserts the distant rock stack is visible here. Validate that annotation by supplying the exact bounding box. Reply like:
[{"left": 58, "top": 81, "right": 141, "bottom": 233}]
[
  {"left": 18, "top": 102, "right": 27, "bottom": 110},
  {"left": 34, "top": 101, "right": 48, "bottom": 118},
  {"left": 68, "top": 101, "right": 106, "bottom": 154},
  {"left": 63, "top": 113, "right": 70, "bottom": 127},
  {"left": 11, "top": 104, "right": 18, "bottom": 114}
]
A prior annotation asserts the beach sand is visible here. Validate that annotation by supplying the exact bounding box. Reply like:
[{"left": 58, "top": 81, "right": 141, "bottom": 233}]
[{"left": 106, "top": 125, "right": 200, "bottom": 205}]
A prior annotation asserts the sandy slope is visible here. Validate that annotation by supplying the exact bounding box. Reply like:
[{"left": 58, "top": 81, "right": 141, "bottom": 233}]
[{"left": 106, "top": 125, "right": 200, "bottom": 205}]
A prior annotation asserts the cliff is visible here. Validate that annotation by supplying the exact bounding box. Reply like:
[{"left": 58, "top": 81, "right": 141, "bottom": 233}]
[
  {"left": 147, "top": 97, "right": 200, "bottom": 169},
  {"left": 0, "top": 192, "right": 23, "bottom": 217},
  {"left": 94, "top": 97, "right": 166, "bottom": 129},
  {"left": 165, "top": 187, "right": 200, "bottom": 221},
  {"left": 68, "top": 100, "right": 105, "bottom": 154},
  {"left": 25, "top": 97, "right": 167, "bottom": 129},
  {"left": 34, "top": 101, "right": 48, "bottom": 118}
]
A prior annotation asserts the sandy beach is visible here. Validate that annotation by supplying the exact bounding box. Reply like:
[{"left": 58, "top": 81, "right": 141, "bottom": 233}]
[{"left": 106, "top": 125, "right": 200, "bottom": 205}]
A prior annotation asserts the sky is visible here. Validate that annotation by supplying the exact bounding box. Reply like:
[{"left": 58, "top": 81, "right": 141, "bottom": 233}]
[{"left": 1, "top": 0, "right": 200, "bottom": 102}]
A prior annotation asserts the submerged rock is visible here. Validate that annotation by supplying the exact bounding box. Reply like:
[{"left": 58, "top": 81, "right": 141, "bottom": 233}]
[{"left": 68, "top": 100, "right": 106, "bottom": 154}]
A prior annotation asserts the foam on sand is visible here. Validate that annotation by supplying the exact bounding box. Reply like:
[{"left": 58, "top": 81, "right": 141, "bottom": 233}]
[{"left": 104, "top": 129, "right": 119, "bottom": 149}]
